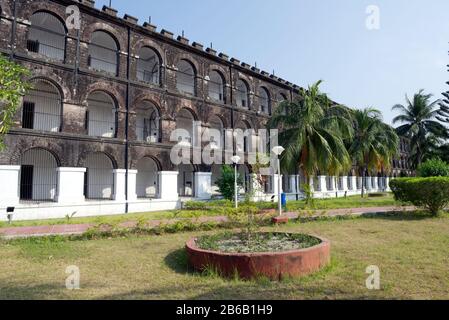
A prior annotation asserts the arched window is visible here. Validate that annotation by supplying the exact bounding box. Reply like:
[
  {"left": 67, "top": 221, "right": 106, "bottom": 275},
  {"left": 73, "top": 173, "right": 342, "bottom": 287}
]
[
  {"left": 84, "top": 153, "right": 114, "bottom": 200},
  {"left": 136, "top": 157, "right": 159, "bottom": 198},
  {"left": 236, "top": 79, "right": 249, "bottom": 109},
  {"left": 136, "top": 101, "right": 160, "bottom": 143},
  {"left": 21, "top": 79, "right": 62, "bottom": 132},
  {"left": 236, "top": 120, "right": 251, "bottom": 153},
  {"left": 88, "top": 31, "right": 119, "bottom": 75},
  {"left": 176, "top": 108, "right": 196, "bottom": 146},
  {"left": 176, "top": 60, "right": 196, "bottom": 96},
  {"left": 86, "top": 92, "right": 117, "bottom": 138},
  {"left": 208, "top": 71, "right": 225, "bottom": 103},
  {"left": 209, "top": 115, "right": 224, "bottom": 150},
  {"left": 20, "top": 148, "right": 58, "bottom": 202},
  {"left": 258, "top": 87, "right": 271, "bottom": 114},
  {"left": 278, "top": 93, "right": 288, "bottom": 115},
  {"left": 136, "top": 47, "right": 161, "bottom": 85},
  {"left": 27, "top": 11, "right": 66, "bottom": 61}
]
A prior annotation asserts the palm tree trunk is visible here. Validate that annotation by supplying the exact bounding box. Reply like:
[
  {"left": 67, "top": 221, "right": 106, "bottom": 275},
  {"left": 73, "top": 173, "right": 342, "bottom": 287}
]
[{"left": 361, "top": 166, "right": 366, "bottom": 198}]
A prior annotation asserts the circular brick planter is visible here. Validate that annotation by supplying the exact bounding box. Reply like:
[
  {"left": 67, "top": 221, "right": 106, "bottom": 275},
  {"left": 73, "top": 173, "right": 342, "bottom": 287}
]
[{"left": 186, "top": 234, "right": 331, "bottom": 280}]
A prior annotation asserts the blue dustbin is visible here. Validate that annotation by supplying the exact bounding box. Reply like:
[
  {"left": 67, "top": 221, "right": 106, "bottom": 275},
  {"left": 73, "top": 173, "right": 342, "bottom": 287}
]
[{"left": 281, "top": 193, "right": 287, "bottom": 208}]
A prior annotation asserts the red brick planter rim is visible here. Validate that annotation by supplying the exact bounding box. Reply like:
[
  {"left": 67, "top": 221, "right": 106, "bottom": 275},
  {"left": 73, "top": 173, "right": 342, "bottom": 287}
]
[{"left": 186, "top": 233, "right": 330, "bottom": 257}]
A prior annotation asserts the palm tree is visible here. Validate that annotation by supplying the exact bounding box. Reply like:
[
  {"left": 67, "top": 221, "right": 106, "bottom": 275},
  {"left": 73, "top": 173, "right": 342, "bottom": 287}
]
[
  {"left": 268, "top": 80, "right": 353, "bottom": 189},
  {"left": 349, "top": 108, "right": 399, "bottom": 197},
  {"left": 392, "top": 90, "right": 448, "bottom": 168}
]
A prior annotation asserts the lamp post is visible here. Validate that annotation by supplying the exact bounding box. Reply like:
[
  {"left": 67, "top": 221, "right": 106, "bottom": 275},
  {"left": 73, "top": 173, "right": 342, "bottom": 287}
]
[
  {"left": 272, "top": 146, "right": 285, "bottom": 216},
  {"left": 231, "top": 155, "right": 241, "bottom": 209}
]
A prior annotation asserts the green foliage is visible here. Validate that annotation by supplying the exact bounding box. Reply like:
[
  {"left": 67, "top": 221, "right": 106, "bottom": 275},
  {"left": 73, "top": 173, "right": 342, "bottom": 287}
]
[
  {"left": 0, "top": 56, "right": 31, "bottom": 150},
  {"left": 417, "top": 158, "right": 449, "bottom": 177},
  {"left": 390, "top": 177, "right": 449, "bottom": 216},
  {"left": 183, "top": 200, "right": 233, "bottom": 210},
  {"left": 216, "top": 165, "right": 243, "bottom": 201},
  {"left": 301, "top": 183, "right": 315, "bottom": 208}
]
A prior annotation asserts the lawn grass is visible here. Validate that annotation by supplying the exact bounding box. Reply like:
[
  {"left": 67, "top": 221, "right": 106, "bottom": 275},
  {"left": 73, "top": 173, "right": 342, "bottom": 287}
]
[
  {"left": 0, "top": 194, "right": 402, "bottom": 229},
  {"left": 0, "top": 211, "right": 448, "bottom": 300}
]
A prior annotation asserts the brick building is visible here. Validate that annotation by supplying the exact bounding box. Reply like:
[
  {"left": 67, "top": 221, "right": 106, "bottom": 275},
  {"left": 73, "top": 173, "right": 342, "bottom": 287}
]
[{"left": 0, "top": 0, "right": 394, "bottom": 221}]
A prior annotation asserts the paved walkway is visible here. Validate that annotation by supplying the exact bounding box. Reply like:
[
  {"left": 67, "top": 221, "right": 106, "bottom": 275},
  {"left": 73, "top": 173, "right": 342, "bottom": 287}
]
[{"left": 0, "top": 206, "right": 415, "bottom": 239}]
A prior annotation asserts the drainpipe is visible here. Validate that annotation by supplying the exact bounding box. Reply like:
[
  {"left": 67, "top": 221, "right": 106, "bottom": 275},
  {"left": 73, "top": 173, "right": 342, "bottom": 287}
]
[
  {"left": 9, "top": 0, "right": 17, "bottom": 59},
  {"left": 124, "top": 25, "right": 131, "bottom": 213}
]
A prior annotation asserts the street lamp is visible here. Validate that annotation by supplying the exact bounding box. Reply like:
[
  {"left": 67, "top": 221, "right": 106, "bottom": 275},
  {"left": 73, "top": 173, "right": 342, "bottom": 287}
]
[
  {"left": 272, "top": 146, "right": 285, "bottom": 216},
  {"left": 231, "top": 155, "right": 241, "bottom": 209}
]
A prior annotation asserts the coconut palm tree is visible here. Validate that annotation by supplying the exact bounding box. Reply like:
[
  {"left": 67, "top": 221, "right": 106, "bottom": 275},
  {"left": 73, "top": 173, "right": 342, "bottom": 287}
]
[
  {"left": 268, "top": 80, "right": 353, "bottom": 188},
  {"left": 392, "top": 90, "right": 448, "bottom": 168},
  {"left": 349, "top": 108, "right": 399, "bottom": 197}
]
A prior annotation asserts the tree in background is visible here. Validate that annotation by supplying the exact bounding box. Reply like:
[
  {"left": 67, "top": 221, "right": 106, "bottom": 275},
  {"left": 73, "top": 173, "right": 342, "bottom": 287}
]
[
  {"left": 268, "top": 81, "right": 353, "bottom": 186},
  {"left": 0, "top": 56, "right": 30, "bottom": 150},
  {"left": 417, "top": 158, "right": 449, "bottom": 177},
  {"left": 349, "top": 108, "right": 399, "bottom": 197},
  {"left": 392, "top": 90, "right": 448, "bottom": 168},
  {"left": 216, "top": 165, "right": 243, "bottom": 202}
]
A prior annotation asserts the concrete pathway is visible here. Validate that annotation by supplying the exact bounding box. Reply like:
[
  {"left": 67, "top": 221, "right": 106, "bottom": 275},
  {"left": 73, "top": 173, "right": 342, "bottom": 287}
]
[{"left": 0, "top": 206, "right": 415, "bottom": 239}]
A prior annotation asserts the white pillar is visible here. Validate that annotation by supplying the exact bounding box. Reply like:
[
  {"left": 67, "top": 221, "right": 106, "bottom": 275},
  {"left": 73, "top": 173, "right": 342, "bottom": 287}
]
[
  {"left": 318, "top": 176, "right": 327, "bottom": 192},
  {"left": 341, "top": 176, "right": 348, "bottom": 191},
  {"left": 158, "top": 171, "right": 179, "bottom": 201},
  {"left": 127, "top": 170, "right": 138, "bottom": 202},
  {"left": 113, "top": 169, "right": 127, "bottom": 201},
  {"left": 329, "top": 176, "right": 336, "bottom": 191},
  {"left": 0, "top": 166, "right": 20, "bottom": 206},
  {"left": 56, "top": 167, "right": 86, "bottom": 203},
  {"left": 385, "top": 177, "right": 391, "bottom": 191},
  {"left": 194, "top": 172, "right": 212, "bottom": 200},
  {"left": 290, "top": 175, "right": 298, "bottom": 194},
  {"left": 372, "top": 177, "right": 379, "bottom": 191},
  {"left": 350, "top": 176, "right": 357, "bottom": 191}
]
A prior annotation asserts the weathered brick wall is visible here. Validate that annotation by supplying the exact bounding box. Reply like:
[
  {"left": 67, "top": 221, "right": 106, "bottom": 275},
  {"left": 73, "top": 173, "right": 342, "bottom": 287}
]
[{"left": 0, "top": 0, "right": 299, "bottom": 172}]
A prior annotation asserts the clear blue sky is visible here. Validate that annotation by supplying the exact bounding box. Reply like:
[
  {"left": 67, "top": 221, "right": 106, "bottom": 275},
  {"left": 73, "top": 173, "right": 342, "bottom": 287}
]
[{"left": 95, "top": 0, "right": 449, "bottom": 124}]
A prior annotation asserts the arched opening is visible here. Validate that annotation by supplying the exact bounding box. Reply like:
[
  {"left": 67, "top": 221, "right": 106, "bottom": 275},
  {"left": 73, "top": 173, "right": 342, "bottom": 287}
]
[
  {"left": 208, "top": 70, "right": 225, "bottom": 103},
  {"left": 136, "top": 157, "right": 159, "bottom": 199},
  {"left": 21, "top": 79, "right": 62, "bottom": 132},
  {"left": 209, "top": 115, "right": 224, "bottom": 150},
  {"left": 235, "top": 120, "right": 251, "bottom": 153},
  {"left": 136, "top": 47, "right": 161, "bottom": 85},
  {"left": 136, "top": 101, "right": 160, "bottom": 143},
  {"left": 258, "top": 87, "right": 271, "bottom": 114},
  {"left": 86, "top": 91, "right": 117, "bottom": 138},
  {"left": 236, "top": 79, "right": 249, "bottom": 109},
  {"left": 27, "top": 11, "right": 66, "bottom": 61},
  {"left": 176, "top": 108, "right": 196, "bottom": 146},
  {"left": 176, "top": 60, "right": 196, "bottom": 96},
  {"left": 178, "top": 163, "right": 195, "bottom": 197},
  {"left": 20, "top": 148, "right": 58, "bottom": 202},
  {"left": 84, "top": 152, "right": 114, "bottom": 200},
  {"left": 88, "top": 31, "right": 119, "bottom": 76},
  {"left": 278, "top": 93, "right": 288, "bottom": 115}
]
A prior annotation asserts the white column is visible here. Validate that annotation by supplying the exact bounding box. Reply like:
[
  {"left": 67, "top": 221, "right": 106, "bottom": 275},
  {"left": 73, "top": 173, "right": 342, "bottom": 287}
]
[
  {"left": 56, "top": 167, "right": 86, "bottom": 203},
  {"left": 318, "top": 176, "right": 327, "bottom": 192},
  {"left": 0, "top": 166, "right": 20, "bottom": 206},
  {"left": 290, "top": 175, "right": 298, "bottom": 194},
  {"left": 329, "top": 176, "right": 336, "bottom": 191},
  {"left": 127, "top": 170, "right": 138, "bottom": 202},
  {"left": 350, "top": 176, "right": 357, "bottom": 191},
  {"left": 357, "top": 177, "right": 363, "bottom": 190},
  {"left": 194, "top": 172, "right": 212, "bottom": 200},
  {"left": 113, "top": 169, "right": 127, "bottom": 201},
  {"left": 372, "top": 177, "right": 379, "bottom": 191},
  {"left": 309, "top": 177, "right": 315, "bottom": 193},
  {"left": 385, "top": 177, "right": 391, "bottom": 191},
  {"left": 341, "top": 176, "right": 348, "bottom": 191},
  {"left": 158, "top": 171, "right": 179, "bottom": 201}
]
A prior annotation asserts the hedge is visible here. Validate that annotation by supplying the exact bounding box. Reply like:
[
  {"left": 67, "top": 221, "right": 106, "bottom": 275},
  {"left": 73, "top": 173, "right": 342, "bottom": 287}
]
[{"left": 389, "top": 177, "right": 449, "bottom": 216}]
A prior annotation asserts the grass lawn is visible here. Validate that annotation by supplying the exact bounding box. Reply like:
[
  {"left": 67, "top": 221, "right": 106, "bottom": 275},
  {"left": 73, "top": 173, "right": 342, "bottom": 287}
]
[
  {"left": 0, "top": 211, "right": 448, "bottom": 300},
  {"left": 0, "top": 194, "right": 402, "bottom": 229}
]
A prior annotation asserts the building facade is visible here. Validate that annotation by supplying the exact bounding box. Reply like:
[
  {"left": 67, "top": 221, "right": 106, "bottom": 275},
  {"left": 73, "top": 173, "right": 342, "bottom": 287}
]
[{"left": 0, "top": 0, "right": 392, "bottom": 221}]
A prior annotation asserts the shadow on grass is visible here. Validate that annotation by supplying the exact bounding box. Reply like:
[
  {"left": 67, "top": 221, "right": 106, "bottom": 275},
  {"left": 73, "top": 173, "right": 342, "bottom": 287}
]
[
  {"left": 359, "top": 211, "right": 435, "bottom": 221},
  {"left": 164, "top": 248, "right": 194, "bottom": 275}
]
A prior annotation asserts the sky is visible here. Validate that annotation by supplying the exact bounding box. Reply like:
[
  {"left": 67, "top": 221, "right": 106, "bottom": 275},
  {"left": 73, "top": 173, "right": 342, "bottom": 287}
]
[{"left": 94, "top": 0, "right": 449, "bottom": 125}]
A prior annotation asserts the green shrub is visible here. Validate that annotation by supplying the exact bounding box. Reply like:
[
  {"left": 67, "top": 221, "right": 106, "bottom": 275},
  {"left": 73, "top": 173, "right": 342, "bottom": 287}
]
[
  {"left": 390, "top": 177, "right": 449, "bottom": 216},
  {"left": 215, "top": 165, "right": 243, "bottom": 201},
  {"left": 417, "top": 158, "right": 449, "bottom": 177}
]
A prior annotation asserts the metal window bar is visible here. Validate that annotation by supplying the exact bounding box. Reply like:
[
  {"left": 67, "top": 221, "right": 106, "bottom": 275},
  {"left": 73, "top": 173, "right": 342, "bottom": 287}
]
[
  {"left": 84, "top": 168, "right": 114, "bottom": 200},
  {"left": 176, "top": 68, "right": 196, "bottom": 95},
  {"left": 27, "top": 24, "right": 66, "bottom": 62},
  {"left": 21, "top": 87, "right": 62, "bottom": 132},
  {"left": 208, "top": 79, "right": 225, "bottom": 102},
  {"left": 88, "top": 43, "right": 119, "bottom": 75},
  {"left": 136, "top": 113, "right": 160, "bottom": 143},
  {"left": 236, "top": 86, "right": 249, "bottom": 108}
]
